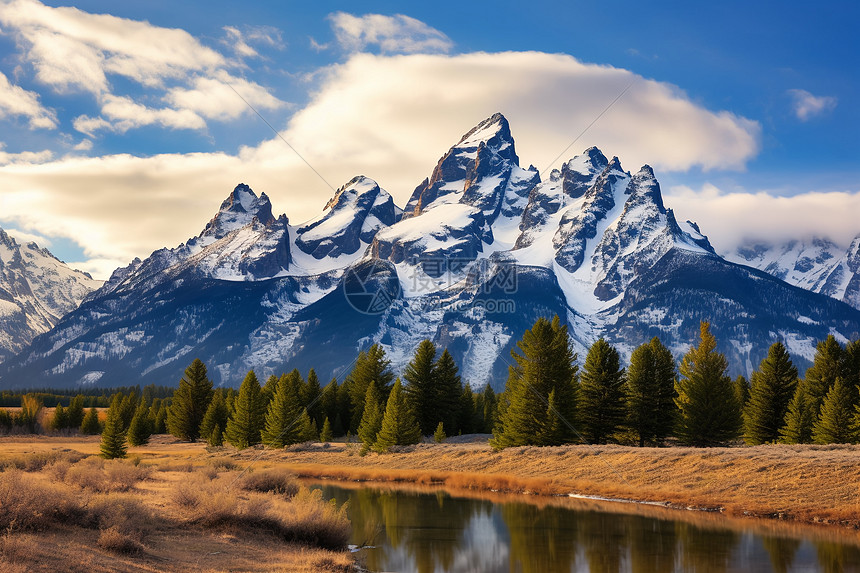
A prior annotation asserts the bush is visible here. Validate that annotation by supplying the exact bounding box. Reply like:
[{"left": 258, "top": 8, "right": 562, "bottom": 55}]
[
  {"left": 239, "top": 468, "right": 299, "bottom": 496},
  {"left": 0, "top": 470, "right": 88, "bottom": 531},
  {"left": 172, "top": 477, "right": 238, "bottom": 527},
  {"left": 65, "top": 458, "right": 150, "bottom": 492},
  {"left": 97, "top": 527, "right": 143, "bottom": 555},
  {"left": 207, "top": 457, "right": 238, "bottom": 471}
]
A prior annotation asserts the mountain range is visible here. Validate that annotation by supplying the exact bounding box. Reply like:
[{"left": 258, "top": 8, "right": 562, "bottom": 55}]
[{"left": 1, "top": 113, "right": 859, "bottom": 389}]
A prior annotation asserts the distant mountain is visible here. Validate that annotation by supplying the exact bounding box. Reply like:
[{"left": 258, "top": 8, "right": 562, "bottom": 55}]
[
  {"left": 0, "top": 228, "right": 101, "bottom": 362},
  {"left": 728, "top": 236, "right": 860, "bottom": 310},
  {"left": 2, "top": 113, "right": 859, "bottom": 389}
]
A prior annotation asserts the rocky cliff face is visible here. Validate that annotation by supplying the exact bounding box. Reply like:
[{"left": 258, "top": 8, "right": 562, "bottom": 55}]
[{"left": 0, "top": 228, "right": 101, "bottom": 361}]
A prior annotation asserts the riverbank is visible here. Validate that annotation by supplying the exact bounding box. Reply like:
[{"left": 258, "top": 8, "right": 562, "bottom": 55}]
[
  {"left": 3, "top": 435, "right": 859, "bottom": 532},
  {"left": 234, "top": 436, "right": 860, "bottom": 529}
]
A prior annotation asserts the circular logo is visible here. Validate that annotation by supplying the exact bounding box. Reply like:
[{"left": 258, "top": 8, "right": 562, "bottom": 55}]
[{"left": 342, "top": 260, "right": 401, "bottom": 315}]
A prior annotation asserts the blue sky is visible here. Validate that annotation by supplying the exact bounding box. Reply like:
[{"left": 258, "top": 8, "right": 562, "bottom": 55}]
[{"left": 0, "top": 0, "right": 856, "bottom": 278}]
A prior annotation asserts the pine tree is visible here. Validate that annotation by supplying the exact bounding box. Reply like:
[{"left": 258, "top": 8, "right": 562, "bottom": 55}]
[
  {"left": 199, "top": 392, "right": 229, "bottom": 444},
  {"left": 492, "top": 316, "right": 578, "bottom": 449},
  {"left": 67, "top": 395, "right": 85, "bottom": 430},
  {"left": 208, "top": 423, "right": 224, "bottom": 447},
  {"left": 744, "top": 342, "right": 798, "bottom": 445},
  {"left": 625, "top": 337, "right": 677, "bottom": 446},
  {"left": 374, "top": 379, "right": 422, "bottom": 452},
  {"left": 780, "top": 382, "right": 816, "bottom": 444},
  {"left": 303, "top": 369, "right": 323, "bottom": 427},
  {"left": 579, "top": 338, "right": 626, "bottom": 444},
  {"left": 320, "top": 417, "right": 333, "bottom": 442},
  {"left": 734, "top": 375, "right": 750, "bottom": 410},
  {"left": 435, "top": 349, "right": 463, "bottom": 435},
  {"left": 50, "top": 403, "right": 70, "bottom": 432},
  {"left": 167, "top": 358, "right": 214, "bottom": 441},
  {"left": 434, "top": 421, "right": 446, "bottom": 443},
  {"left": 357, "top": 380, "right": 384, "bottom": 454},
  {"left": 297, "top": 409, "right": 318, "bottom": 442},
  {"left": 403, "top": 339, "right": 438, "bottom": 435},
  {"left": 336, "top": 378, "right": 352, "bottom": 435},
  {"left": 805, "top": 335, "right": 845, "bottom": 414},
  {"left": 118, "top": 392, "right": 138, "bottom": 432},
  {"left": 153, "top": 402, "right": 168, "bottom": 434},
  {"left": 261, "top": 375, "right": 279, "bottom": 407},
  {"left": 347, "top": 344, "right": 395, "bottom": 432},
  {"left": 320, "top": 380, "right": 339, "bottom": 433},
  {"left": 100, "top": 402, "right": 127, "bottom": 459},
  {"left": 457, "top": 383, "right": 475, "bottom": 435},
  {"left": 262, "top": 371, "right": 304, "bottom": 448},
  {"left": 479, "top": 385, "right": 498, "bottom": 434},
  {"left": 674, "top": 322, "right": 742, "bottom": 447},
  {"left": 81, "top": 407, "right": 102, "bottom": 435},
  {"left": 127, "top": 404, "right": 152, "bottom": 446},
  {"left": 812, "top": 378, "right": 856, "bottom": 444},
  {"left": 225, "top": 370, "right": 266, "bottom": 450}
]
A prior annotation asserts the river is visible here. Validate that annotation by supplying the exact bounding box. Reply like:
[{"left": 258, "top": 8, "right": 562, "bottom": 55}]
[{"left": 311, "top": 482, "right": 860, "bottom": 572}]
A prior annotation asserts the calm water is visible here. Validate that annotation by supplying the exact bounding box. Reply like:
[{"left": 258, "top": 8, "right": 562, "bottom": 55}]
[{"left": 312, "top": 483, "right": 860, "bottom": 573}]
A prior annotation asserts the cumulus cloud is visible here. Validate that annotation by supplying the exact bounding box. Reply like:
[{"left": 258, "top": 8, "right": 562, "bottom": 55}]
[
  {"left": 329, "top": 12, "right": 453, "bottom": 54},
  {"left": 0, "top": 0, "right": 284, "bottom": 134},
  {"left": 3, "top": 227, "right": 52, "bottom": 247},
  {"left": 0, "top": 146, "right": 53, "bottom": 165},
  {"left": 165, "top": 72, "right": 285, "bottom": 122},
  {"left": 0, "top": 50, "right": 767, "bottom": 279},
  {"left": 0, "top": 70, "right": 56, "bottom": 129},
  {"left": 788, "top": 89, "right": 837, "bottom": 121},
  {"left": 666, "top": 184, "right": 860, "bottom": 253}
]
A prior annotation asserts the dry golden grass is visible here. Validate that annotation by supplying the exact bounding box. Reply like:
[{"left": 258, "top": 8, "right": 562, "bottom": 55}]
[
  {"left": 238, "top": 466, "right": 300, "bottom": 496},
  {"left": 0, "top": 441, "right": 354, "bottom": 572}
]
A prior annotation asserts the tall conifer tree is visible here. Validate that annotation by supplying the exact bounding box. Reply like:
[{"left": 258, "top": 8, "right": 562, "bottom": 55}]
[
  {"left": 127, "top": 404, "right": 152, "bottom": 446},
  {"left": 374, "top": 379, "right": 422, "bottom": 452},
  {"left": 812, "top": 378, "right": 856, "bottom": 444},
  {"left": 100, "top": 402, "right": 127, "bottom": 459},
  {"left": 744, "top": 342, "right": 798, "bottom": 445},
  {"left": 262, "top": 371, "right": 304, "bottom": 448},
  {"left": 492, "top": 316, "right": 578, "bottom": 449},
  {"left": 167, "top": 358, "right": 214, "bottom": 441},
  {"left": 805, "top": 335, "right": 845, "bottom": 414},
  {"left": 625, "top": 337, "right": 677, "bottom": 446},
  {"left": 674, "top": 322, "right": 742, "bottom": 447},
  {"left": 780, "top": 381, "right": 816, "bottom": 444},
  {"left": 435, "top": 349, "right": 463, "bottom": 435},
  {"left": 199, "top": 392, "right": 229, "bottom": 445},
  {"left": 357, "top": 380, "right": 384, "bottom": 454},
  {"left": 403, "top": 339, "right": 437, "bottom": 435},
  {"left": 347, "top": 344, "right": 394, "bottom": 432},
  {"left": 225, "top": 370, "right": 265, "bottom": 449},
  {"left": 578, "top": 338, "right": 626, "bottom": 444}
]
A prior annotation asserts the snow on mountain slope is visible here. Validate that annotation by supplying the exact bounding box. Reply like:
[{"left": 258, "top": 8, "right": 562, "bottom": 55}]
[
  {"left": 0, "top": 228, "right": 101, "bottom": 361},
  {"left": 3, "top": 113, "right": 860, "bottom": 390},
  {"left": 728, "top": 235, "right": 860, "bottom": 310}
]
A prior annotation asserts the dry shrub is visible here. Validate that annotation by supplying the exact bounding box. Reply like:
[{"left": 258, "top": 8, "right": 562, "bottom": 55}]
[
  {"left": 0, "top": 450, "right": 84, "bottom": 472},
  {"left": 65, "top": 458, "right": 150, "bottom": 492},
  {"left": 0, "top": 534, "right": 38, "bottom": 563},
  {"left": 0, "top": 470, "right": 88, "bottom": 531},
  {"left": 159, "top": 461, "right": 195, "bottom": 472},
  {"left": 88, "top": 493, "right": 153, "bottom": 540},
  {"left": 97, "top": 527, "right": 143, "bottom": 555},
  {"left": 271, "top": 487, "right": 350, "bottom": 549},
  {"left": 46, "top": 459, "right": 72, "bottom": 482},
  {"left": 201, "top": 466, "right": 219, "bottom": 480},
  {"left": 239, "top": 468, "right": 299, "bottom": 496},
  {"left": 208, "top": 457, "right": 238, "bottom": 471},
  {"left": 173, "top": 476, "right": 239, "bottom": 526}
]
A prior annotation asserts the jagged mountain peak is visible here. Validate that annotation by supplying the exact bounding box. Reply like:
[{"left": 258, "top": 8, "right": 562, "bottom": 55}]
[
  {"left": 202, "top": 183, "right": 276, "bottom": 240},
  {"left": 455, "top": 112, "right": 517, "bottom": 161},
  {"left": 296, "top": 175, "right": 402, "bottom": 261}
]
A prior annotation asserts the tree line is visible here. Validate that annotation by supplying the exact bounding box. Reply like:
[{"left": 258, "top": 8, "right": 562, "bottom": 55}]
[{"left": 7, "top": 314, "right": 860, "bottom": 456}]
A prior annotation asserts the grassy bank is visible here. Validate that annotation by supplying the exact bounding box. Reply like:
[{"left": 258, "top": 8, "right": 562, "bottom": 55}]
[
  {"left": 0, "top": 440, "right": 352, "bottom": 573},
  {"left": 235, "top": 436, "right": 860, "bottom": 528}
]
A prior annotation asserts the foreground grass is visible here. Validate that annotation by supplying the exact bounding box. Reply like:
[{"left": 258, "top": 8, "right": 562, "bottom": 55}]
[{"left": 0, "top": 444, "right": 352, "bottom": 573}]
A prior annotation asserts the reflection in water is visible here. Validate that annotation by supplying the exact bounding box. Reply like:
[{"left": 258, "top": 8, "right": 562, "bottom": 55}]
[{"left": 312, "top": 484, "right": 860, "bottom": 573}]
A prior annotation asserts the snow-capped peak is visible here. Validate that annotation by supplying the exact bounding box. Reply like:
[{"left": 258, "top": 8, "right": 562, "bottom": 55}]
[
  {"left": 454, "top": 112, "right": 518, "bottom": 162},
  {"left": 200, "top": 183, "right": 276, "bottom": 240}
]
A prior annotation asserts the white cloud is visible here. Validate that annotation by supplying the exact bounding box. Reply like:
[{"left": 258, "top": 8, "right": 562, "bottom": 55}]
[
  {"left": 0, "top": 70, "right": 56, "bottom": 129},
  {"left": 329, "top": 12, "right": 453, "bottom": 54},
  {"left": 0, "top": 147, "right": 53, "bottom": 164},
  {"left": 0, "top": 0, "right": 285, "bottom": 135},
  {"left": 788, "top": 89, "right": 837, "bottom": 121},
  {"left": 666, "top": 183, "right": 860, "bottom": 252},
  {"left": 0, "top": 50, "right": 766, "bottom": 280},
  {"left": 72, "top": 139, "right": 93, "bottom": 152},
  {"left": 165, "top": 72, "right": 285, "bottom": 122}
]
